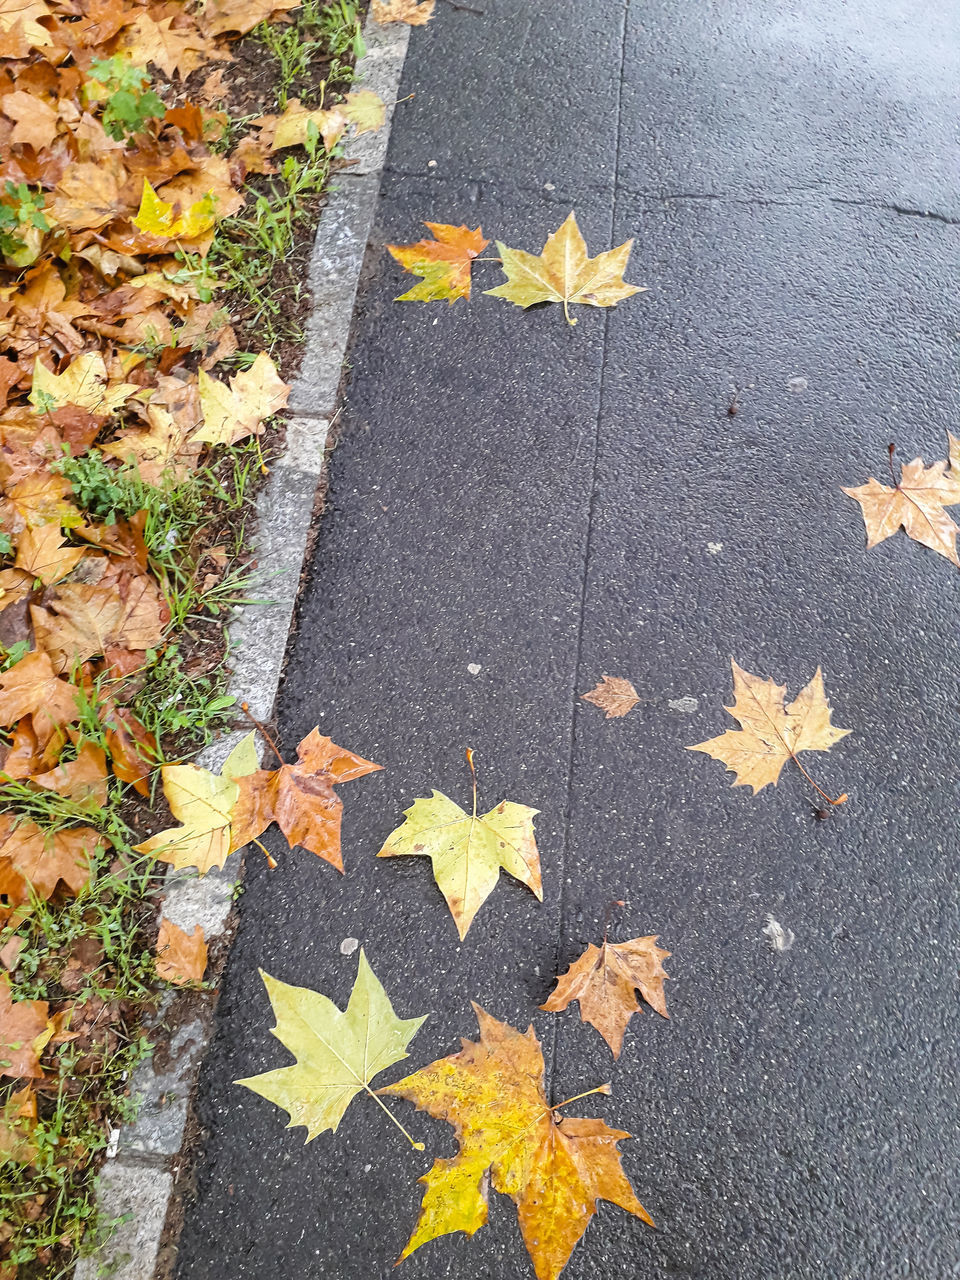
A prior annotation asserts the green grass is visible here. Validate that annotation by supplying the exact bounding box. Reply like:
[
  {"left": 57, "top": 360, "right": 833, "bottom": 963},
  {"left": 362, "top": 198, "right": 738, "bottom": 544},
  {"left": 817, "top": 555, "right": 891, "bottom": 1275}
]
[{"left": 210, "top": 0, "right": 364, "bottom": 346}]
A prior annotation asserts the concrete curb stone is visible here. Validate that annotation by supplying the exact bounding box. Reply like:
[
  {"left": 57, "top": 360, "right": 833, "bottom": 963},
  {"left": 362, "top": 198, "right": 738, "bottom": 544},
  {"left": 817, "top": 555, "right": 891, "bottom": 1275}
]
[{"left": 72, "top": 15, "right": 410, "bottom": 1279}]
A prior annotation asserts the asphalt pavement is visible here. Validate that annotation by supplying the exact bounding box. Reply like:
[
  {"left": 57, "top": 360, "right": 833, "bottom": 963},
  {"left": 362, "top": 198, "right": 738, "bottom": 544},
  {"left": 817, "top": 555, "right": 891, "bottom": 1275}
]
[{"left": 175, "top": 1, "right": 960, "bottom": 1277}]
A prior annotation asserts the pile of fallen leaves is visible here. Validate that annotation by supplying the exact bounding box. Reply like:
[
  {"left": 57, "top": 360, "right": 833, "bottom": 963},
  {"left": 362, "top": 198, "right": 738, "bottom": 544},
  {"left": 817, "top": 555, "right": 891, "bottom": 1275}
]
[{"left": 0, "top": 0, "right": 394, "bottom": 1271}]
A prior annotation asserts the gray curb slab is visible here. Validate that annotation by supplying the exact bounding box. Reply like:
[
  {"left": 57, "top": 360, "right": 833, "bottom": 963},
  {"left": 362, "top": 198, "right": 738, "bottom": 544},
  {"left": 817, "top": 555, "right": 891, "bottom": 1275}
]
[{"left": 72, "top": 16, "right": 410, "bottom": 1280}]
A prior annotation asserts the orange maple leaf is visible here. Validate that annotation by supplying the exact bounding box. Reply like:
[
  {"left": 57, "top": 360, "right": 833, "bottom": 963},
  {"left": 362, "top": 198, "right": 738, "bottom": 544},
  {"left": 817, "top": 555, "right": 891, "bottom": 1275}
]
[
  {"left": 387, "top": 223, "right": 489, "bottom": 303},
  {"left": 382, "top": 1006, "right": 653, "bottom": 1280},
  {"left": 229, "top": 729, "right": 382, "bottom": 867}
]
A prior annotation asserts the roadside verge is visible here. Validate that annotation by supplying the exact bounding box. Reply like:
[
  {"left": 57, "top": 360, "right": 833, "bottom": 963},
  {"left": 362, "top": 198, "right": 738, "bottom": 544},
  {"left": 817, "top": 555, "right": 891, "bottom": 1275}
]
[{"left": 73, "top": 15, "right": 411, "bottom": 1280}]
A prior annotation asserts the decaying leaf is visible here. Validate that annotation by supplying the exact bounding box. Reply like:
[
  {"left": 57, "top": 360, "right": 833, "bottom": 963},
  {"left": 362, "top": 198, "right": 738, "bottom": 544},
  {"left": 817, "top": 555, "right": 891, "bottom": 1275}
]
[
  {"left": 341, "top": 89, "right": 386, "bottom": 135},
  {"left": 371, "top": 0, "right": 435, "bottom": 25},
  {"left": 388, "top": 223, "right": 489, "bottom": 303},
  {"left": 843, "top": 436, "right": 960, "bottom": 566},
  {"left": 485, "top": 212, "right": 645, "bottom": 325},
  {"left": 377, "top": 751, "right": 540, "bottom": 939},
  {"left": 382, "top": 1005, "right": 653, "bottom": 1280},
  {"left": 155, "top": 919, "right": 207, "bottom": 985},
  {"left": 688, "top": 660, "right": 850, "bottom": 798},
  {"left": 542, "top": 936, "right": 670, "bottom": 1057},
  {"left": 0, "top": 651, "right": 81, "bottom": 731},
  {"left": 0, "top": 975, "right": 49, "bottom": 1079},
  {"left": 133, "top": 732, "right": 259, "bottom": 874},
  {"left": 230, "top": 729, "right": 381, "bottom": 867},
  {"left": 30, "top": 352, "right": 139, "bottom": 415},
  {"left": 0, "top": 1082, "right": 37, "bottom": 1163},
  {"left": 581, "top": 675, "right": 639, "bottom": 719},
  {"left": 237, "top": 950, "right": 426, "bottom": 1143}
]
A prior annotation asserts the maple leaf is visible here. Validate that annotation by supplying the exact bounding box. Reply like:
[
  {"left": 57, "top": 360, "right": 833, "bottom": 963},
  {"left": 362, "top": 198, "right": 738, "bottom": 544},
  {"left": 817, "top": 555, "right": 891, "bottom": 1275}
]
[
  {"left": 50, "top": 154, "right": 127, "bottom": 230},
  {"left": 31, "top": 578, "right": 165, "bottom": 670},
  {"left": 688, "top": 660, "right": 850, "bottom": 799},
  {"left": 0, "top": 817, "right": 99, "bottom": 909},
  {"left": 485, "top": 212, "right": 645, "bottom": 325},
  {"left": 2, "top": 90, "right": 59, "bottom": 150},
  {"left": 199, "top": 0, "right": 300, "bottom": 37},
  {"left": 31, "top": 741, "right": 109, "bottom": 807},
  {"left": 237, "top": 950, "right": 426, "bottom": 1144},
  {"left": 155, "top": 919, "right": 207, "bottom": 985},
  {"left": 382, "top": 1006, "right": 653, "bottom": 1280},
  {"left": 0, "top": 0, "right": 53, "bottom": 49},
  {"left": 191, "top": 352, "right": 290, "bottom": 446},
  {"left": 13, "top": 523, "right": 85, "bottom": 586},
  {"left": 0, "top": 652, "right": 80, "bottom": 730},
  {"left": 541, "top": 936, "right": 670, "bottom": 1057},
  {"left": 29, "top": 353, "right": 139, "bottom": 415},
  {"left": 388, "top": 223, "right": 489, "bottom": 303},
  {"left": 377, "top": 751, "right": 540, "bottom": 939},
  {"left": 842, "top": 437, "right": 960, "bottom": 566},
  {"left": 229, "top": 729, "right": 381, "bottom": 867},
  {"left": 341, "top": 90, "right": 386, "bottom": 135},
  {"left": 133, "top": 732, "right": 259, "bottom": 875},
  {"left": 99, "top": 699, "right": 157, "bottom": 795},
  {"left": 119, "top": 13, "right": 215, "bottom": 79},
  {"left": 251, "top": 99, "right": 348, "bottom": 153},
  {"left": 133, "top": 179, "right": 218, "bottom": 241},
  {"left": 581, "top": 674, "right": 639, "bottom": 719},
  {"left": 371, "top": 0, "right": 435, "bottom": 24},
  {"left": 0, "top": 974, "right": 49, "bottom": 1079}
]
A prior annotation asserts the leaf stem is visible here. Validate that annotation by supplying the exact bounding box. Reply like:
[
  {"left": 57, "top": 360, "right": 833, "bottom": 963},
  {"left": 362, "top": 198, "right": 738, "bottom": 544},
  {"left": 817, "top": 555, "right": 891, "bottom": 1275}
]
[
  {"left": 366, "top": 1086, "right": 424, "bottom": 1150},
  {"left": 465, "top": 746, "right": 477, "bottom": 819},
  {"left": 788, "top": 752, "right": 847, "bottom": 806},
  {"left": 551, "top": 1083, "right": 611, "bottom": 1112},
  {"left": 602, "top": 898, "right": 625, "bottom": 945},
  {"left": 239, "top": 701, "right": 284, "bottom": 767}
]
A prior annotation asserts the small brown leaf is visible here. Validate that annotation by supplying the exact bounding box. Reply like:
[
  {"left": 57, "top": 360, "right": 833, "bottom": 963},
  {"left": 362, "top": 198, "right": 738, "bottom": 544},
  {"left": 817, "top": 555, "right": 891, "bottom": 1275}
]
[
  {"left": 541, "top": 935, "right": 671, "bottom": 1057},
  {"left": 155, "top": 919, "right": 207, "bottom": 985},
  {"left": 581, "top": 675, "right": 639, "bottom": 719}
]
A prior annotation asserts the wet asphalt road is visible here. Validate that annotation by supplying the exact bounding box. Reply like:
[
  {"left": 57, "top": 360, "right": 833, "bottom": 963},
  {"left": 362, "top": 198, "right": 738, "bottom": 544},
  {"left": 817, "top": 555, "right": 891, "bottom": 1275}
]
[{"left": 176, "top": 2, "right": 960, "bottom": 1278}]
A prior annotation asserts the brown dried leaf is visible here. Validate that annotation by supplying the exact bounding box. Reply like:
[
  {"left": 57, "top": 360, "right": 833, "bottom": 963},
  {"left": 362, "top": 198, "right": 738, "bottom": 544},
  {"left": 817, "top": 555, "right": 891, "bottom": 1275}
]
[
  {"left": 580, "top": 675, "right": 639, "bottom": 719},
  {"left": 541, "top": 935, "right": 671, "bottom": 1057},
  {"left": 155, "top": 919, "right": 207, "bottom": 985}
]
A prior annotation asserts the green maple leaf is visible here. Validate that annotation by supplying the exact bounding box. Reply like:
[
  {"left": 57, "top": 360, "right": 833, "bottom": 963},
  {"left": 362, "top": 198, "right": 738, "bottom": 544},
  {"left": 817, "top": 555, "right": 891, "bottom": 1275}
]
[{"left": 237, "top": 950, "right": 427, "bottom": 1146}]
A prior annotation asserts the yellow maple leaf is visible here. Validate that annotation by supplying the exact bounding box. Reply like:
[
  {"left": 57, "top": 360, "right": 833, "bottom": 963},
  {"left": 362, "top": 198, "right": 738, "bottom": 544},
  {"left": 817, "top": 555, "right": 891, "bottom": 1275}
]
[
  {"left": 341, "top": 90, "right": 386, "bottom": 136},
  {"left": 29, "top": 353, "right": 139, "bottom": 415},
  {"left": 381, "top": 1006, "right": 653, "bottom": 1280},
  {"left": 237, "top": 952, "right": 426, "bottom": 1144},
  {"left": 485, "top": 211, "right": 645, "bottom": 325},
  {"left": 134, "top": 733, "right": 259, "bottom": 875},
  {"left": 133, "top": 179, "right": 218, "bottom": 241},
  {"left": 191, "top": 352, "right": 290, "bottom": 446},
  {"left": 688, "top": 660, "right": 850, "bottom": 799},
  {"left": 377, "top": 750, "right": 540, "bottom": 938}
]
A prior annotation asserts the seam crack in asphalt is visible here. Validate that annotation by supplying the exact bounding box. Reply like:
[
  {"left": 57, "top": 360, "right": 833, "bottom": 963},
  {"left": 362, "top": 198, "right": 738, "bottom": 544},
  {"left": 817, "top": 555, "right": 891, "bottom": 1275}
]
[{"left": 546, "top": 0, "right": 632, "bottom": 1106}]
